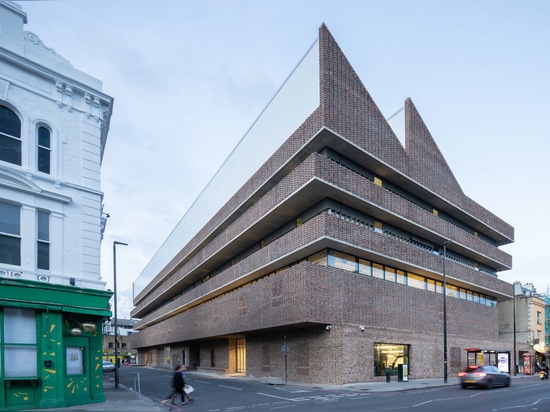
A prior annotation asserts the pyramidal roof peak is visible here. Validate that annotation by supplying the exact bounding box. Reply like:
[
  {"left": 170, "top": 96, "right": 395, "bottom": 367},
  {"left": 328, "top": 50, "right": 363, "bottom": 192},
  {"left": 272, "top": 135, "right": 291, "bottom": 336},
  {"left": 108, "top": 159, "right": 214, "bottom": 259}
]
[{"left": 317, "top": 23, "right": 464, "bottom": 201}]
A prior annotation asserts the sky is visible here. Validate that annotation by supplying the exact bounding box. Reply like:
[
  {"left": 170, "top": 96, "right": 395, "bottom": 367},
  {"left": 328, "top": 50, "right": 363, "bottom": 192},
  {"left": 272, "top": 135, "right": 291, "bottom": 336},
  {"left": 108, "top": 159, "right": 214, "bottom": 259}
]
[{"left": 15, "top": 0, "right": 550, "bottom": 318}]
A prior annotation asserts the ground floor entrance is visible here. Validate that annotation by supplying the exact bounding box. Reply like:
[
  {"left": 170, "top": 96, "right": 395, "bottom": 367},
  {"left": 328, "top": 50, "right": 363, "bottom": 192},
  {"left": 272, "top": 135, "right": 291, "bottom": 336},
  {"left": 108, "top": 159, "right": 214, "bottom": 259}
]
[{"left": 0, "top": 278, "right": 112, "bottom": 410}]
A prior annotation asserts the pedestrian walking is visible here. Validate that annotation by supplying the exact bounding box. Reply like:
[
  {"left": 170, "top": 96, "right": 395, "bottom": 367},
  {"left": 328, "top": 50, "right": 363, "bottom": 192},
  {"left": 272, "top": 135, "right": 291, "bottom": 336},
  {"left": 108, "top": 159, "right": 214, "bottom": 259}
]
[
  {"left": 181, "top": 365, "right": 194, "bottom": 404},
  {"left": 162, "top": 365, "right": 187, "bottom": 409}
]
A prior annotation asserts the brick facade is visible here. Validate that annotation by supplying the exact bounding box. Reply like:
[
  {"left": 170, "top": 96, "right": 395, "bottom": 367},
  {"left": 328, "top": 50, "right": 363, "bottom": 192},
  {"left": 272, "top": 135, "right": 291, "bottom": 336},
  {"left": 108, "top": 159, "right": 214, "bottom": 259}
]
[{"left": 131, "top": 24, "right": 514, "bottom": 384}]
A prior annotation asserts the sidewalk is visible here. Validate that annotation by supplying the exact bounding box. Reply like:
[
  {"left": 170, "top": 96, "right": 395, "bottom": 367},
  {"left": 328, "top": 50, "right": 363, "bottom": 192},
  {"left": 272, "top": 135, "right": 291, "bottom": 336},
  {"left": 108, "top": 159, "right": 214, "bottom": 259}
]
[{"left": 25, "top": 371, "right": 531, "bottom": 411}]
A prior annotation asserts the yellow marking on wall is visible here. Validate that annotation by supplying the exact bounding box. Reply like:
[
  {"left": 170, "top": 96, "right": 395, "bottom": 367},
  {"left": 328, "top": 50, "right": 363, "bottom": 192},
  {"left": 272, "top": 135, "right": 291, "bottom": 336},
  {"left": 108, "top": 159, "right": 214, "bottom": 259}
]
[
  {"left": 50, "top": 323, "right": 56, "bottom": 333},
  {"left": 45, "top": 369, "right": 56, "bottom": 374}
]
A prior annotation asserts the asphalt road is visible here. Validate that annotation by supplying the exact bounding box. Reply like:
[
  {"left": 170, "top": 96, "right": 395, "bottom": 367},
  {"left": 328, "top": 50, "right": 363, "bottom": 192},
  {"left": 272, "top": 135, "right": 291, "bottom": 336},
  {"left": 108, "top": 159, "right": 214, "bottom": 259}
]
[{"left": 116, "top": 366, "right": 550, "bottom": 412}]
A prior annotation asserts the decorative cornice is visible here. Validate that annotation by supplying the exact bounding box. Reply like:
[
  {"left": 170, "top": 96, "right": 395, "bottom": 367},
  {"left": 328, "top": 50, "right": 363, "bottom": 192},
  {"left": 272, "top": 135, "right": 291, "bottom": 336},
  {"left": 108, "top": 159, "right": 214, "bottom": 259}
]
[{"left": 23, "top": 31, "right": 71, "bottom": 65}]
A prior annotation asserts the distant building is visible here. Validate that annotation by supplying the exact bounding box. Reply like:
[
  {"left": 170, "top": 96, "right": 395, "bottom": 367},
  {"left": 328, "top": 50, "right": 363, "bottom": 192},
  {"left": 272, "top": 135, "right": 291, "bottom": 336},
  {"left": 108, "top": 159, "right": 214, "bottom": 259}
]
[
  {"left": 499, "top": 282, "right": 548, "bottom": 374},
  {"left": 0, "top": 1, "right": 113, "bottom": 409},
  {"left": 102, "top": 318, "right": 139, "bottom": 364},
  {"left": 130, "top": 25, "right": 515, "bottom": 384}
]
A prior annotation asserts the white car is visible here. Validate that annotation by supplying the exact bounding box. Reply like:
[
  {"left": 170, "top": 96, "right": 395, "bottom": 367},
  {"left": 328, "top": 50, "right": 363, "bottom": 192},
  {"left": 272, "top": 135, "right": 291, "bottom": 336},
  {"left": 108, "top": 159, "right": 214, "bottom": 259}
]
[{"left": 102, "top": 360, "right": 116, "bottom": 372}]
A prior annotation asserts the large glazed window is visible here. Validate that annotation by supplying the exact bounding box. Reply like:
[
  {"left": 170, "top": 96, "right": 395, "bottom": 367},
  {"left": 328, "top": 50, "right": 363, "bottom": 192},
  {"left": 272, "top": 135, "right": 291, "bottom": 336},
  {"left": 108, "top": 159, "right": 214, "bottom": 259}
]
[
  {"left": 3, "top": 308, "right": 37, "bottom": 377},
  {"left": 0, "top": 105, "right": 21, "bottom": 165},
  {"left": 0, "top": 202, "right": 21, "bottom": 266}
]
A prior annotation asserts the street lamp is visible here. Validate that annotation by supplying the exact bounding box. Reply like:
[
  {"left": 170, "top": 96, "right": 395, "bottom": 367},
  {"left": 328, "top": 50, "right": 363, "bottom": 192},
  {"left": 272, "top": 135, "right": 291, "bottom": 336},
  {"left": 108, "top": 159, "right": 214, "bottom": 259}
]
[
  {"left": 113, "top": 240, "right": 128, "bottom": 389},
  {"left": 513, "top": 281, "right": 523, "bottom": 376},
  {"left": 442, "top": 239, "right": 452, "bottom": 384}
]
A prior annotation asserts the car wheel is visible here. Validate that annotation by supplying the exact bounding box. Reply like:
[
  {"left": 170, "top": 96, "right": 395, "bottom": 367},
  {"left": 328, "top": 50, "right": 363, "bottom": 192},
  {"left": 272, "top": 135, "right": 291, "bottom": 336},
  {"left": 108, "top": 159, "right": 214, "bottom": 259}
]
[
  {"left": 485, "top": 380, "right": 494, "bottom": 390},
  {"left": 461, "top": 384, "right": 468, "bottom": 389},
  {"left": 504, "top": 378, "right": 510, "bottom": 387}
]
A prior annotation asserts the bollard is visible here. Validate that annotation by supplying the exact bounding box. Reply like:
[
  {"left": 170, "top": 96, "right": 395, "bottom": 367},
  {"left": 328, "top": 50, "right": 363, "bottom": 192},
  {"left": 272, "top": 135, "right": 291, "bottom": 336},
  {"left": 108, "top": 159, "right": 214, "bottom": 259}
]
[{"left": 133, "top": 372, "right": 141, "bottom": 399}]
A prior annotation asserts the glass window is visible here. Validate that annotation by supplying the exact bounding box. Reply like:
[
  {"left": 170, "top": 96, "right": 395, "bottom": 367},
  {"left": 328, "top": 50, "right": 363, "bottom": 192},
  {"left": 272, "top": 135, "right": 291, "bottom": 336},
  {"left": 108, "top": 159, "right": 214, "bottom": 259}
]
[
  {"left": 66, "top": 347, "right": 84, "bottom": 375},
  {"left": 37, "top": 211, "right": 50, "bottom": 270},
  {"left": 4, "top": 308, "right": 37, "bottom": 377},
  {"left": 385, "top": 267, "right": 396, "bottom": 282},
  {"left": 37, "top": 126, "right": 51, "bottom": 174},
  {"left": 0, "top": 202, "right": 21, "bottom": 265},
  {"left": 372, "top": 263, "right": 384, "bottom": 279},
  {"left": 358, "top": 259, "right": 371, "bottom": 276},
  {"left": 426, "top": 279, "right": 436, "bottom": 292},
  {"left": 407, "top": 273, "right": 425, "bottom": 290},
  {"left": 396, "top": 270, "right": 406, "bottom": 285},
  {"left": 0, "top": 105, "right": 21, "bottom": 165},
  {"left": 446, "top": 284, "right": 458, "bottom": 298},
  {"left": 307, "top": 250, "right": 327, "bottom": 266},
  {"left": 329, "top": 251, "right": 357, "bottom": 272},
  {"left": 374, "top": 343, "right": 409, "bottom": 376}
]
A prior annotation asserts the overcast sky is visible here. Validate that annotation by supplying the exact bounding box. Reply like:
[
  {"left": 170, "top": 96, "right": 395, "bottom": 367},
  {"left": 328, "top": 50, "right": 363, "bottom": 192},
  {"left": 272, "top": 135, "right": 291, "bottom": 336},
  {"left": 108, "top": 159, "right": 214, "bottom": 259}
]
[{"left": 16, "top": 0, "right": 549, "bottom": 318}]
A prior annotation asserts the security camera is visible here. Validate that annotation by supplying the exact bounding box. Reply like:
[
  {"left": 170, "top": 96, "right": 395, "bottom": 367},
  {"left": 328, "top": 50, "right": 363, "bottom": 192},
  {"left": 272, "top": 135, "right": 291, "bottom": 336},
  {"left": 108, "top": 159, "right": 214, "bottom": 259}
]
[
  {"left": 360, "top": 326, "right": 365, "bottom": 331},
  {"left": 325, "top": 325, "right": 331, "bottom": 331}
]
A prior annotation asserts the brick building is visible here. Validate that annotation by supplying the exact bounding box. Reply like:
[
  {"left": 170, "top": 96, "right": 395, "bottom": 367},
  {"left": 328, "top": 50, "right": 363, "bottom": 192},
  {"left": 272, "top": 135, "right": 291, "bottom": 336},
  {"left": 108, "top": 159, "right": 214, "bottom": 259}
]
[{"left": 130, "top": 24, "right": 514, "bottom": 385}]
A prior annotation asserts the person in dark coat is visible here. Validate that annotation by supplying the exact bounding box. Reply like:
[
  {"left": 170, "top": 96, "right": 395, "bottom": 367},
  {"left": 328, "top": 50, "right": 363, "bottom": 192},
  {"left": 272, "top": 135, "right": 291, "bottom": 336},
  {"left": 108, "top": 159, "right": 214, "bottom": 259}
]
[{"left": 163, "top": 365, "right": 186, "bottom": 408}]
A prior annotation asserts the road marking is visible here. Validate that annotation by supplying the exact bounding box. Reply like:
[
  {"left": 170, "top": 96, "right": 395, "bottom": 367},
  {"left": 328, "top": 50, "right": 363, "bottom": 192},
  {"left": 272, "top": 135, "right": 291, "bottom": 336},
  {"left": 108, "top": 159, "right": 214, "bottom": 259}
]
[
  {"left": 412, "top": 400, "right": 433, "bottom": 408},
  {"left": 257, "top": 392, "right": 294, "bottom": 401},
  {"left": 218, "top": 384, "right": 243, "bottom": 391}
]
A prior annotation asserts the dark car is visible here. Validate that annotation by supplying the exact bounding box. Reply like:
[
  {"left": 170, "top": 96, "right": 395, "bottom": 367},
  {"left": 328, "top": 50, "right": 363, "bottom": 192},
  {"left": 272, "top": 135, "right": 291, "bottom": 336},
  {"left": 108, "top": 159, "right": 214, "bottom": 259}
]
[
  {"left": 102, "top": 360, "right": 115, "bottom": 372},
  {"left": 459, "top": 365, "right": 510, "bottom": 389}
]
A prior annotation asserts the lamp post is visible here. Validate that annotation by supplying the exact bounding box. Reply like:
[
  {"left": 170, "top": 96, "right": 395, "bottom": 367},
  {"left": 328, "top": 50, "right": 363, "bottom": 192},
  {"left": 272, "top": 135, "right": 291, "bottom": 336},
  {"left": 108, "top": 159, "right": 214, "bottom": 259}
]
[
  {"left": 513, "top": 281, "right": 523, "bottom": 376},
  {"left": 113, "top": 240, "right": 128, "bottom": 389},
  {"left": 443, "top": 239, "right": 452, "bottom": 384}
]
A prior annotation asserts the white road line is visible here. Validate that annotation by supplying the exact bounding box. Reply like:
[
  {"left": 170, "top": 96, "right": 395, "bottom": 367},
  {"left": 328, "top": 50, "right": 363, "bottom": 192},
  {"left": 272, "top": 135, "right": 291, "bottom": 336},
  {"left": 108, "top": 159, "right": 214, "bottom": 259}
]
[
  {"left": 218, "top": 384, "right": 243, "bottom": 391},
  {"left": 257, "top": 392, "right": 294, "bottom": 401},
  {"left": 412, "top": 400, "right": 433, "bottom": 408}
]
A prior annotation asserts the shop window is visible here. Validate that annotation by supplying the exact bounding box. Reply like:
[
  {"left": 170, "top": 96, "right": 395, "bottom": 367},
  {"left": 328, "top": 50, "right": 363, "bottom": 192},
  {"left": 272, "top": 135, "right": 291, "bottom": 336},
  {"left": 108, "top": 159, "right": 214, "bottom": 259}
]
[
  {"left": 374, "top": 343, "right": 409, "bottom": 376},
  {"left": 4, "top": 308, "right": 37, "bottom": 377}
]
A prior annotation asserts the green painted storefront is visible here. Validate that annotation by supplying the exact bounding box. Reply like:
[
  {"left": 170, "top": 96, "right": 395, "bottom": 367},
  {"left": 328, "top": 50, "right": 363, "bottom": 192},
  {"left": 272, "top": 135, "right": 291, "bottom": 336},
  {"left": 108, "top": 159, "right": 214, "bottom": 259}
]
[{"left": 0, "top": 278, "right": 112, "bottom": 410}]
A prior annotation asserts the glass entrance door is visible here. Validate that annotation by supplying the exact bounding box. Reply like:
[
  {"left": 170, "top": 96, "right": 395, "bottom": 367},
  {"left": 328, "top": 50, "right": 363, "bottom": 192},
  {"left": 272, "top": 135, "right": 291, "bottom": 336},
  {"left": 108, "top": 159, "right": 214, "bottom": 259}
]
[{"left": 236, "top": 338, "right": 246, "bottom": 373}]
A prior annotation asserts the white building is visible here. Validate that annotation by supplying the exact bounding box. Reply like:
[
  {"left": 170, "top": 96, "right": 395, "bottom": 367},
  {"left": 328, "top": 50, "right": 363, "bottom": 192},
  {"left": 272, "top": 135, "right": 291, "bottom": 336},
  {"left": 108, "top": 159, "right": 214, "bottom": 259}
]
[{"left": 0, "top": 1, "right": 114, "bottom": 409}]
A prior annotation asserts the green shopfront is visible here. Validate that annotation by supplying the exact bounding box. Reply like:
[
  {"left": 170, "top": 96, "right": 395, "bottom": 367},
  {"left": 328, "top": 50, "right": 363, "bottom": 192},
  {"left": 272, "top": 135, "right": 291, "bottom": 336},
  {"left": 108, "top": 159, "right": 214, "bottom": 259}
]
[{"left": 0, "top": 278, "right": 112, "bottom": 410}]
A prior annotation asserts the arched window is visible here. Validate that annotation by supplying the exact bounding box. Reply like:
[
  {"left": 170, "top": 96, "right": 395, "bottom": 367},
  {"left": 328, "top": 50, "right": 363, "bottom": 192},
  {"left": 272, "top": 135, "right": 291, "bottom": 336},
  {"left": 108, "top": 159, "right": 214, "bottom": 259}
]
[
  {"left": 0, "top": 105, "right": 22, "bottom": 165},
  {"left": 37, "top": 126, "right": 51, "bottom": 174}
]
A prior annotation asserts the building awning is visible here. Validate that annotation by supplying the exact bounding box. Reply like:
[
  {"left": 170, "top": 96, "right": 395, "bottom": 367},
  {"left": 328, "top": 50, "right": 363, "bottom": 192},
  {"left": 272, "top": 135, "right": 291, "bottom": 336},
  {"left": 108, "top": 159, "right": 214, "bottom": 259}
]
[{"left": 0, "top": 277, "right": 112, "bottom": 318}]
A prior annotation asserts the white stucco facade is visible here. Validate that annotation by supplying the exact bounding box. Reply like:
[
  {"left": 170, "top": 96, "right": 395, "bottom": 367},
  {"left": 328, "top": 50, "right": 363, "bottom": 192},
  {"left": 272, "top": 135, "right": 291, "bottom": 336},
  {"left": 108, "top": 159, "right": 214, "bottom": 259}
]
[{"left": 0, "top": 0, "right": 113, "bottom": 289}]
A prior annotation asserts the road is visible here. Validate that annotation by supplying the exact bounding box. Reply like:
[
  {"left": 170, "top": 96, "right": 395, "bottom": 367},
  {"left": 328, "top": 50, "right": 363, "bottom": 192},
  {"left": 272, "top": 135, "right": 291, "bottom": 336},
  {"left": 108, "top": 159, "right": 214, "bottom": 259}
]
[{"left": 116, "top": 366, "right": 550, "bottom": 411}]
